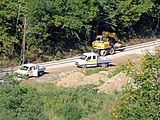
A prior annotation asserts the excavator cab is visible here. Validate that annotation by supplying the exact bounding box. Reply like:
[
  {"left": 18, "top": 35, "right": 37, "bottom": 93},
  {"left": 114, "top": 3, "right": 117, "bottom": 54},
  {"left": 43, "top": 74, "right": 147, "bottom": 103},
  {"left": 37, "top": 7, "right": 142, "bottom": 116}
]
[
  {"left": 92, "top": 35, "right": 107, "bottom": 50},
  {"left": 95, "top": 35, "right": 101, "bottom": 41}
]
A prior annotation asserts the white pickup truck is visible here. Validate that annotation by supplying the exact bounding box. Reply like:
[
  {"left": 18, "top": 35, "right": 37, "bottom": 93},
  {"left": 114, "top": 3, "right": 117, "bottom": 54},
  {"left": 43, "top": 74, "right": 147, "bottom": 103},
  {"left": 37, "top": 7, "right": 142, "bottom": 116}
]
[
  {"left": 14, "top": 64, "right": 46, "bottom": 78},
  {"left": 75, "top": 52, "right": 111, "bottom": 68}
]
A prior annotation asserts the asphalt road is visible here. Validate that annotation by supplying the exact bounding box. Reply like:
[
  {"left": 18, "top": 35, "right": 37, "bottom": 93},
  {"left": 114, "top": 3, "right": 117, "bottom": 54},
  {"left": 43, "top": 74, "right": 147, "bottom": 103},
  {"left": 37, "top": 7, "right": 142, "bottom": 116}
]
[{"left": 0, "top": 39, "right": 159, "bottom": 81}]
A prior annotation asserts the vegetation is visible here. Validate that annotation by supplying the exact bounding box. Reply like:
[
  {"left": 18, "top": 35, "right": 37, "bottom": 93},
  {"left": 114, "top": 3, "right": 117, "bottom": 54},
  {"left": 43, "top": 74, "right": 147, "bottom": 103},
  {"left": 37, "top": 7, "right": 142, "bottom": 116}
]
[
  {"left": 0, "top": 0, "right": 160, "bottom": 66},
  {"left": 112, "top": 47, "right": 160, "bottom": 119},
  {"left": 0, "top": 73, "right": 118, "bottom": 120},
  {"left": 32, "top": 83, "right": 118, "bottom": 120},
  {"left": 0, "top": 0, "right": 160, "bottom": 119},
  {"left": 107, "top": 64, "right": 125, "bottom": 78},
  {"left": 83, "top": 67, "right": 106, "bottom": 76},
  {"left": 0, "top": 73, "right": 48, "bottom": 120},
  {"left": 0, "top": 47, "right": 159, "bottom": 119}
]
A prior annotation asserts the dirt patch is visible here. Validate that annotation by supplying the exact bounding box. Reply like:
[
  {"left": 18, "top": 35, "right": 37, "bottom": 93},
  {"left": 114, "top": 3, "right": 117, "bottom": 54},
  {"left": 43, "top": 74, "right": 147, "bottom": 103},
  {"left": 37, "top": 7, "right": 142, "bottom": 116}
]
[
  {"left": 48, "top": 54, "right": 140, "bottom": 92},
  {"left": 98, "top": 72, "right": 129, "bottom": 93},
  {"left": 49, "top": 70, "right": 128, "bottom": 93},
  {"left": 20, "top": 66, "right": 79, "bottom": 85},
  {"left": 50, "top": 71, "right": 109, "bottom": 88}
]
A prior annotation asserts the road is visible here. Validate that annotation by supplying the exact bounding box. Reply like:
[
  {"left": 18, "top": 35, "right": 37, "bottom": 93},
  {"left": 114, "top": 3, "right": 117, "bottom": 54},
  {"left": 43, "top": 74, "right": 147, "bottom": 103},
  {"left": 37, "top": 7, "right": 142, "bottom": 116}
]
[
  {"left": 44, "top": 39, "right": 160, "bottom": 70},
  {"left": 0, "top": 39, "right": 160, "bottom": 82}
]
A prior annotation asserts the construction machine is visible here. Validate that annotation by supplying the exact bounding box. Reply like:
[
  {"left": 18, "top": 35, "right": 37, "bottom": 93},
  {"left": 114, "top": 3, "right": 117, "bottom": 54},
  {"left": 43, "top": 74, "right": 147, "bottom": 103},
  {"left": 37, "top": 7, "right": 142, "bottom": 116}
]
[{"left": 92, "top": 31, "right": 121, "bottom": 56}]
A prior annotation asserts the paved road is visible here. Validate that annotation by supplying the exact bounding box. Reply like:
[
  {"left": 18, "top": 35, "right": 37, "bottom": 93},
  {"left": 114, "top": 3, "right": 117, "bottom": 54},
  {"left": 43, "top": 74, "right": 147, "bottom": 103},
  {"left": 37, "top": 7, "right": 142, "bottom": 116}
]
[{"left": 0, "top": 39, "right": 160, "bottom": 81}]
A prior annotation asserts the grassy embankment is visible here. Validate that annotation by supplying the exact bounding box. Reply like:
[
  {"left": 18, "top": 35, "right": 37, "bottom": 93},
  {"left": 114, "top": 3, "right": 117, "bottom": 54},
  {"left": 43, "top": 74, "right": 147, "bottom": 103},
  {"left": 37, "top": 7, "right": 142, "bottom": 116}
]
[
  {"left": 30, "top": 66, "right": 125, "bottom": 119},
  {"left": 30, "top": 83, "right": 120, "bottom": 120}
]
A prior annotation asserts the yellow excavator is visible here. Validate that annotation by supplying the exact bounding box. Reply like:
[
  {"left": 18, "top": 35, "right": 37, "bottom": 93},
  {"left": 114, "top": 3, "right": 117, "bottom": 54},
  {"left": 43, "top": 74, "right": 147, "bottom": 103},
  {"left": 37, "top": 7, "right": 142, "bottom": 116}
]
[{"left": 92, "top": 31, "right": 121, "bottom": 56}]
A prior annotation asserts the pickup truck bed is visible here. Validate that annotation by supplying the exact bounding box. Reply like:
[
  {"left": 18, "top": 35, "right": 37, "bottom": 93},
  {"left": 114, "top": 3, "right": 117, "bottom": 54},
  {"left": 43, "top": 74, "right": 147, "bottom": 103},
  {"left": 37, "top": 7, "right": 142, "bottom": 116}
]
[{"left": 97, "top": 56, "right": 111, "bottom": 64}]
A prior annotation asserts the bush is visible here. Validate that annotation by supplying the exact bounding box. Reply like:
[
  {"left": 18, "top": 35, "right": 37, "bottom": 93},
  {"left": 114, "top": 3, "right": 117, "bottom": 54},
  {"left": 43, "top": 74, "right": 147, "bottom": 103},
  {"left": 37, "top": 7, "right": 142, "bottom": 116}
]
[
  {"left": 58, "top": 102, "right": 84, "bottom": 120},
  {"left": 112, "top": 47, "right": 160, "bottom": 119},
  {"left": 0, "top": 73, "right": 48, "bottom": 120},
  {"left": 34, "top": 83, "right": 117, "bottom": 120},
  {"left": 76, "top": 84, "right": 99, "bottom": 93}
]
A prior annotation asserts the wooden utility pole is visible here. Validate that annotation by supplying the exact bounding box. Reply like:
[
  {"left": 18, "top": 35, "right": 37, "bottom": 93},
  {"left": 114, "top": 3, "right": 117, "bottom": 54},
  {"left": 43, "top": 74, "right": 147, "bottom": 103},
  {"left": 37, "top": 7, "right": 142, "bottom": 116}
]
[{"left": 22, "top": 17, "right": 27, "bottom": 64}]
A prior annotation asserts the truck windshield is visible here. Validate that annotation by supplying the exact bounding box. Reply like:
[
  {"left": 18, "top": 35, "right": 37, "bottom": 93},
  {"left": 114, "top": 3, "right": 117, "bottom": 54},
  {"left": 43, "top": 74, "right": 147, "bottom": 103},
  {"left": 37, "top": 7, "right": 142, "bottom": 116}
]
[
  {"left": 20, "top": 66, "right": 29, "bottom": 70},
  {"left": 80, "top": 55, "right": 87, "bottom": 60}
]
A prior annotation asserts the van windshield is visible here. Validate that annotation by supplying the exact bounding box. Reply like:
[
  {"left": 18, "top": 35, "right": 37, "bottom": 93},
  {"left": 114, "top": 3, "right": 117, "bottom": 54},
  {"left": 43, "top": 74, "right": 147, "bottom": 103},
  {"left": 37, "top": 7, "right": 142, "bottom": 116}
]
[
  {"left": 20, "top": 66, "right": 29, "bottom": 70},
  {"left": 80, "top": 55, "right": 87, "bottom": 60}
]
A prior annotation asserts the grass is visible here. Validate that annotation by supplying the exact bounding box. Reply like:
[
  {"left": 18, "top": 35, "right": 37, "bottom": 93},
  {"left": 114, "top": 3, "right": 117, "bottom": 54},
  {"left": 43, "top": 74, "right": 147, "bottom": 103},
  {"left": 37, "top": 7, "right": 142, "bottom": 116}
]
[
  {"left": 83, "top": 67, "right": 106, "bottom": 76},
  {"left": 107, "top": 65, "right": 126, "bottom": 78},
  {"left": 28, "top": 83, "right": 119, "bottom": 120},
  {"left": 98, "top": 80, "right": 105, "bottom": 86}
]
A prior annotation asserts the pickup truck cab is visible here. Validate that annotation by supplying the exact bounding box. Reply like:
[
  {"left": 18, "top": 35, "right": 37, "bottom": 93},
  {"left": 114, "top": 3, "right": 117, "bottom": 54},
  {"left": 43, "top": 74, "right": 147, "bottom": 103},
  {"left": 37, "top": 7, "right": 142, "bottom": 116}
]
[
  {"left": 75, "top": 52, "right": 111, "bottom": 68},
  {"left": 15, "top": 64, "right": 46, "bottom": 78}
]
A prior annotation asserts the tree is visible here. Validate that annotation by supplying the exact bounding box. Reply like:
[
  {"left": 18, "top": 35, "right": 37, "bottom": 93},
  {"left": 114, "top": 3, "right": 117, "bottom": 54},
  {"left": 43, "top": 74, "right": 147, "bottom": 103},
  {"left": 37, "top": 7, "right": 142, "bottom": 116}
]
[
  {"left": 0, "top": 0, "right": 20, "bottom": 57},
  {"left": 0, "top": 0, "right": 159, "bottom": 65},
  {"left": 102, "top": 0, "right": 155, "bottom": 37}
]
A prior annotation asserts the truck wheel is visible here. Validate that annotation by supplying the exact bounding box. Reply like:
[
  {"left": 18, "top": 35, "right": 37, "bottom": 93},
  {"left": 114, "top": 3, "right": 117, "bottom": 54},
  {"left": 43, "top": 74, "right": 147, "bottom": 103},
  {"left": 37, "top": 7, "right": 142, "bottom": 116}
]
[
  {"left": 109, "top": 48, "right": 115, "bottom": 55},
  {"left": 82, "top": 64, "right": 87, "bottom": 68},
  {"left": 99, "top": 50, "right": 107, "bottom": 56}
]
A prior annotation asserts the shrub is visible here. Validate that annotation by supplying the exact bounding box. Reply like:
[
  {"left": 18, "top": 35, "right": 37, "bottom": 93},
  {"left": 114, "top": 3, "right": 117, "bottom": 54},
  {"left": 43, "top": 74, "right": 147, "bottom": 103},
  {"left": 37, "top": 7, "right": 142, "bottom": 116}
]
[
  {"left": 0, "top": 73, "right": 48, "bottom": 120},
  {"left": 112, "top": 47, "right": 160, "bottom": 119},
  {"left": 34, "top": 83, "right": 117, "bottom": 120},
  {"left": 76, "top": 84, "right": 99, "bottom": 93},
  {"left": 58, "top": 102, "right": 84, "bottom": 120}
]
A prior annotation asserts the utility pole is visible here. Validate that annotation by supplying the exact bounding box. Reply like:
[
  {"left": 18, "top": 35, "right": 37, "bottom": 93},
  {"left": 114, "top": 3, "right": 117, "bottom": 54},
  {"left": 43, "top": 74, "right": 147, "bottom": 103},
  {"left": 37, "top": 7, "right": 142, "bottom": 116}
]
[{"left": 22, "top": 17, "right": 27, "bottom": 64}]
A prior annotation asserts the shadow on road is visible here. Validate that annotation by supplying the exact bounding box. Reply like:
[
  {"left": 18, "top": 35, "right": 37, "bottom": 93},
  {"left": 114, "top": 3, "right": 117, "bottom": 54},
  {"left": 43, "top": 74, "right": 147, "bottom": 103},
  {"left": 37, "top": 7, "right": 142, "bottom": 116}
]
[{"left": 109, "top": 64, "right": 116, "bottom": 67}]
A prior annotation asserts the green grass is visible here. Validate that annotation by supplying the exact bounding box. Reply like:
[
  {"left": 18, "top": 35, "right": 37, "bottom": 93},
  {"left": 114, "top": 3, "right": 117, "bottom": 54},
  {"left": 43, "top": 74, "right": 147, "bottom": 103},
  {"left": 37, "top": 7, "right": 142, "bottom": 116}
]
[
  {"left": 83, "top": 68, "right": 106, "bottom": 76},
  {"left": 28, "top": 83, "right": 119, "bottom": 120},
  {"left": 107, "top": 65, "right": 126, "bottom": 78}
]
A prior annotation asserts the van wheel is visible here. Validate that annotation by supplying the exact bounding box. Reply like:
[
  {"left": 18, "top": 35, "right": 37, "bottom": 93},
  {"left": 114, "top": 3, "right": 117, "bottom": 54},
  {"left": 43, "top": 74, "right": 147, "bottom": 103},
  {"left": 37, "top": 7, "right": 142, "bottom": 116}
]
[
  {"left": 25, "top": 75, "right": 29, "bottom": 80},
  {"left": 82, "top": 65, "right": 87, "bottom": 68}
]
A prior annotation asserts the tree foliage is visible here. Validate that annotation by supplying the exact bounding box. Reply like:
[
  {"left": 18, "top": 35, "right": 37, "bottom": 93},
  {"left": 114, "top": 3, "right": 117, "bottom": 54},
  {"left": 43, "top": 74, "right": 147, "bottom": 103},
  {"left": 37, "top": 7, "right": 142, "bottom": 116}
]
[
  {"left": 0, "top": 0, "right": 159, "bottom": 65},
  {"left": 102, "top": 0, "right": 158, "bottom": 37},
  {"left": 0, "top": 0, "right": 19, "bottom": 56},
  {"left": 112, "top": 47, "right": 160, "bottom": 119}
]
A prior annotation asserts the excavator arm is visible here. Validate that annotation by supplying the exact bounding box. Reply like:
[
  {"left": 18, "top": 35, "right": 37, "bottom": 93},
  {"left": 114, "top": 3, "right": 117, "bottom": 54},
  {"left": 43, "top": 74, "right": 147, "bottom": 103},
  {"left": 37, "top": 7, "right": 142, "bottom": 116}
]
[{"left": 102, "top": 32, "right": 120, "bottom": 43}]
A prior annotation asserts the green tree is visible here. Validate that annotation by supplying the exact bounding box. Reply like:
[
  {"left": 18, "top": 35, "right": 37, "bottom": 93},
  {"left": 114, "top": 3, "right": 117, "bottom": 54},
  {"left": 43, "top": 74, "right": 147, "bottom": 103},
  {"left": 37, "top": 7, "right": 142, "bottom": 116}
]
[
  {"left": 102, "top": 0, "right": 155, "bottom": 37},
  {"left": 43, "top": 0, "right": 99, "bottom": 53},
  {"left": 18, "top": 0, "right": 100, "bottom": 61},
  {"left": 0, "top": 0, "right": 20, "bottom": 57},
  {"left": 113, "top": 47, "right": 160, "bottom": 119},
  {"left": 0, "top": 0, "right": 159, "bottom": 65}
]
